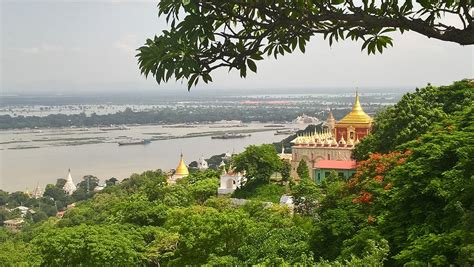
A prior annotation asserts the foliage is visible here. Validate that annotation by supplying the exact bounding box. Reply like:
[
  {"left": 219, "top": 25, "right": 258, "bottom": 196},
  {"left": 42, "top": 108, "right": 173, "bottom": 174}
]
[
  {"left": 232, "top": 182, "right": 287, "bottom": 203},
  {"left": 291, "top": 179, "right": 321, "bottom": 216},
  {"left": 280, "top": 159, "right": 292, "bottom": 182},
  {"left": 232, "top": 144, "right": 282, "bottom": 184},
  {"left": 381, "top": 106, "right": 474, "bottom": 265},
  {"left": 0, "top": 234, "right": 32, "bottom": 266},
  {"left": 297, "top": 159, "right": 311, "bottom": 180},
  {"left": 354, "top": 80, "right": 474, "bottom": 160},
  {"left": 138, "top": 1, "right": 473, "bottom": 88},
  {"left": 1, "top": 81, "right": 472, "bottom": 266},
  {"left": 239, "top": 226, "right": 314, "bottom": 265},
  {"left": 348, "top": 82, "right": 473, "bottom": 265},
  {"left": 71, "top": 175, "right": 99, "bottom": 201},
  {"left": 31, "top": 224, "right": 145, "bottom": 266}
]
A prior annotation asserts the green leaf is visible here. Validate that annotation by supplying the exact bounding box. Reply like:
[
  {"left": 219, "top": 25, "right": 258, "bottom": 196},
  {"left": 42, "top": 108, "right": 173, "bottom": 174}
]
[
  {"left": 298, "top": 38, "right": 306, "bottom": 53},
  {"left": 247, "top": 59, "right": 257, "bottom": 73}
]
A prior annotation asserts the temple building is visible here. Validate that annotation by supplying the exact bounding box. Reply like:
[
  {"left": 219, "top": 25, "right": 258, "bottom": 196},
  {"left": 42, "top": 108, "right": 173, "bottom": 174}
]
[
  {"left": 314, "top": 160, "right": 357, "bottom": 183},
  {"left": 218, "top": 166, "right": 246, "bottom": 195},
  {"left": 63, "top": 169, "right": 77, "bottom": 195},
  {"left": 334, "top": 92, "right": 372, "bottom": 142},
  {"left": 169, "top": 154, "right": 189, "bottom": 184},
  {"left": 290, "top": 92, "right": 372, "bottom": 181}
]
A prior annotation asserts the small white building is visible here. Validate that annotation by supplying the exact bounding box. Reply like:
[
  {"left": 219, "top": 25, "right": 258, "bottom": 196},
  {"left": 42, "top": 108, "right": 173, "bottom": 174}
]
[
  {"left": 197, "top": 156, "right": 209, "bottom": 170},
  {"left": 63, "top": 169, "right": 77, "bottom": 195},
  {"left": 293, "top": 114, "right": 320, "bottom": 124},
  {"left": 93, "top": 184, "right": 106, "bottom": 192},
  {"left": 218, "top": 167, "right": 246, "bottom": 195},
  {"left": 14, "top": 206, "right": 32, "bottom": 217}
]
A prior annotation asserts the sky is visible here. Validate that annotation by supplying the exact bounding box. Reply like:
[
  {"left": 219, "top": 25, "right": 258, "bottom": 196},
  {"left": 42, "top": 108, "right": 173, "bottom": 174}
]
[{"left": 1, "top": 0, "right": 473, "bottom": 94}]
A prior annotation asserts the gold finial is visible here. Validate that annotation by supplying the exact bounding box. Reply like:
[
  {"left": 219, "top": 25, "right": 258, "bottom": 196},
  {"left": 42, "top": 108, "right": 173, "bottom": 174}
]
[{"left": 353, "top": 90, "right": 362, "bottom": 112}]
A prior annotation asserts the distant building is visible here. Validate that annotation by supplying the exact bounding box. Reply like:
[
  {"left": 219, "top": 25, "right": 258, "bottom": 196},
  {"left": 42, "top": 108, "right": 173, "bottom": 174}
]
[
  {"left": 218, "top": 167, "right": 246, "bottom": 195},
  {"left": 293, "top": 114, "right": 320, "bottom": 124},
  {"left": 314, "top": 160, "right": 357, "bottom": 183},
  {"left": 14, "top": 206, "right": 32, "bottom": 217},
  {"left": 197, "top": 156, "right": 209, "bottom": 170},
  {"left": 290, "top": 92, "right": 372, "bottom": 181},
  {"left": 3, "top": 218, "right": 24, "bottom": 231},
  {"left": 168, "top": 153, "right": 189, "bottom": 184},
  {"left": 63, "top": 169, "right": 77, "bottom": 195},
  {"left": 32, "top": 182, "right": 43, "bottom": 199},
  {"left": 279, "top": 144, "right": 292, "bottom": 161},
  {"left": 93, "top": 184, "right": 106, "bottom": 192},
  {"left": 325, "top": 109, "right": 336, "bottom": 132}
]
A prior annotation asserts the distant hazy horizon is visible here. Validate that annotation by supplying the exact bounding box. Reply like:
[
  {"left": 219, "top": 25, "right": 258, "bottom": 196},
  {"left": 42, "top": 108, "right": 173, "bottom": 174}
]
[{"left": 1, "top": 0, "right": 473, "bottom": 95}]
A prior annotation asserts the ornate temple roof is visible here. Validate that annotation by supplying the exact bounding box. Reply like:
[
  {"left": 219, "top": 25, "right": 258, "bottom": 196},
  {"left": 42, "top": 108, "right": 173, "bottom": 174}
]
[
  {"left": 175, "top": 154, "right": 189, "bottom": 176},
  {"left": 337, "top": 92, "right": 372, "bottom": 125}
]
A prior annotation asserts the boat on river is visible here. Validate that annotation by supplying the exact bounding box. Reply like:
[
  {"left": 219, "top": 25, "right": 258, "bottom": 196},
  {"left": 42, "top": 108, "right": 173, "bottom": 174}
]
[
  {"left": 118, "top": 139, "right": 151, "bottom": 146},
  {"left": 274, "top": 129, "right": 298, "bottom": 135},
  {"left": 211, "top": 133, "right": 251, "bottom": 139}
]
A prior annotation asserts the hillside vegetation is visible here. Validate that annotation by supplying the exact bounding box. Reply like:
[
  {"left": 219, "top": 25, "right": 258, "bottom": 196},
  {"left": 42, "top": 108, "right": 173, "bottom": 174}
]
[{"left": 0, "top": 80, "right": 472, "bottom": 266}]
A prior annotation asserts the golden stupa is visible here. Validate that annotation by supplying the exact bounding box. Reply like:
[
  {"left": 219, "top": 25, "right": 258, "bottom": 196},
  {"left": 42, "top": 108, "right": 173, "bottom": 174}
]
[
  {"left": 337, "top": 92, "right": 372, "bottom": 125},
  {"left": 175, "top": 153, "right": 189, "bottom": 176}
]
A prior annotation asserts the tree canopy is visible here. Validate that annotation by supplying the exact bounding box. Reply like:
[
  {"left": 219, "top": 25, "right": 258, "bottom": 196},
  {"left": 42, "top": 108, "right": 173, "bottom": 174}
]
[
  {"left": 232, "top": 144, "right": 282, "bottom": 184},
  {"left": 1, "top": 80, "right": 472, "bottom": 266},
  {"left": 137, "top": 0, "right": 473, "bottom": 89}
]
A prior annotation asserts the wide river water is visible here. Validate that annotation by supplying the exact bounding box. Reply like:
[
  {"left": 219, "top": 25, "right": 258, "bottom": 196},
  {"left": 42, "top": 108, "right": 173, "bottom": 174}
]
[{"left": 0, "top": 123, "right": 302, "bottom": 192}]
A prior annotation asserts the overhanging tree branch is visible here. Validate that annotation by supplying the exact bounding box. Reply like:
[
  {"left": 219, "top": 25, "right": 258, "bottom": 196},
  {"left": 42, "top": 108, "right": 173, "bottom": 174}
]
[{"left": 137, "top": 0, "right": 474, "bottom": 90}]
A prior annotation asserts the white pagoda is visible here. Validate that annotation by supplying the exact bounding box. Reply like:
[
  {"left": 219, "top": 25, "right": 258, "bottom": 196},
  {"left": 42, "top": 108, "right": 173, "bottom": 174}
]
[{"left": 63, "top": 169, "right": 77, "bottom": 195}]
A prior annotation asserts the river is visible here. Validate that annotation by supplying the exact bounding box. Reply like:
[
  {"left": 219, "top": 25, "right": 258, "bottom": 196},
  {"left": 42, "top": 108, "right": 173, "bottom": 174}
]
[{"left": 0, "top": 123, "right": 302, "bottom": 192}]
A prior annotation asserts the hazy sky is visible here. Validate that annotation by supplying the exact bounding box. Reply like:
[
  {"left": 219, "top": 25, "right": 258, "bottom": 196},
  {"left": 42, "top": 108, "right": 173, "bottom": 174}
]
[{"left": 1, "top": 0, "right": 473, "bottom": 94}]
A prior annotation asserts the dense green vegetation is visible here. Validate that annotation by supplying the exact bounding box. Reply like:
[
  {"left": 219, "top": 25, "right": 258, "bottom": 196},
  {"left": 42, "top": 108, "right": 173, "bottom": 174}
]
[
  {"left": 353, "top": 79, "right": 473, "bottom": 160},
  {"left": 0, "top": 175, "right": 109, "bottom": 227},
  {"left": 1, "top": 80, "right": 472, "bottom": 265}
]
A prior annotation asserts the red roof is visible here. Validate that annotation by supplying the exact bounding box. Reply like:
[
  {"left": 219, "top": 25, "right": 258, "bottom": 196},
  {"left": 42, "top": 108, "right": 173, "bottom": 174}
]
[{"left": 314, "top": 160, "right": 357, "bottom": 170}]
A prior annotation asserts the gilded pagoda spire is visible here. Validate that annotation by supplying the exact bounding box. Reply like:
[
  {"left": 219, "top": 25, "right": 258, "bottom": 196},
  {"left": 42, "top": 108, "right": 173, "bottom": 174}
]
[
  {"left": 175, "top": 153, "right": 189, "bottom": 176},
  {"left": 337, "top": 91, "right": 372, "bottom": 125}
]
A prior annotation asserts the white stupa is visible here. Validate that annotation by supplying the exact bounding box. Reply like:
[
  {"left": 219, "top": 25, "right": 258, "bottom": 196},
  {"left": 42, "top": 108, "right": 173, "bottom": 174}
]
[{"left": 63, "top": 169, "right": 77, "bottom": 195}]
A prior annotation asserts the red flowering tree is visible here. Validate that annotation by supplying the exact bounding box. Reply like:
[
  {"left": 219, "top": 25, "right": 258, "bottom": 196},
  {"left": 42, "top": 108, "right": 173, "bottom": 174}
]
[{"left": 349, "top": 150, "right": 412, "bottom": 223}]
